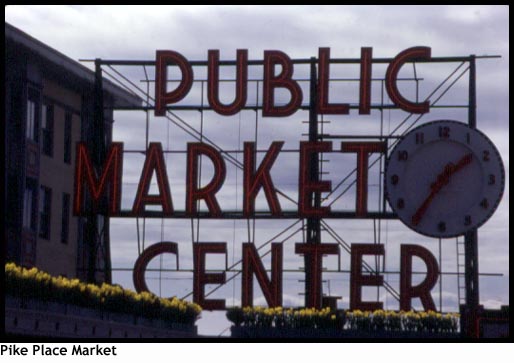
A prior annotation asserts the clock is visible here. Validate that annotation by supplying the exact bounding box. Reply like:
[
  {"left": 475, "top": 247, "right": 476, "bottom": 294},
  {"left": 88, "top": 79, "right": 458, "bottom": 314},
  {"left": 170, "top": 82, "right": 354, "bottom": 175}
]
[{"left": 384, "top": 120, "right": 505, "bottom": 238}]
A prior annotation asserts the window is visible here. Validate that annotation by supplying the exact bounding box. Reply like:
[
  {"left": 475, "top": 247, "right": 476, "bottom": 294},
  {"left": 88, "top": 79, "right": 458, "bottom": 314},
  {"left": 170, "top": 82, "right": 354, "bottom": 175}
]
[
  {"left": 41, "top": 104, "right": 54, "bottom": 156},
  {"left": 64, "top": 112, "right": 72, "bottom": 164},
  {"left": 23, "top": 180, "right": 37, "bottom": 231},
  {"left": 26, "top": 90, "right": 39, "bottom": 142},
  {"left": 61, "top": 193, "right": 70, "bottom": 244},
  {"left": 39, "top": 186, "right": 52, "bottom": 239}
]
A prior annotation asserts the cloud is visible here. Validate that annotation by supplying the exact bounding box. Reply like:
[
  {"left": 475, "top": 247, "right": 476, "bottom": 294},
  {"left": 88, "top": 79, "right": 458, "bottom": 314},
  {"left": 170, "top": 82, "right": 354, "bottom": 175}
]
[{"left": 6, "top": 6, "right": 509, "bottom": 336}]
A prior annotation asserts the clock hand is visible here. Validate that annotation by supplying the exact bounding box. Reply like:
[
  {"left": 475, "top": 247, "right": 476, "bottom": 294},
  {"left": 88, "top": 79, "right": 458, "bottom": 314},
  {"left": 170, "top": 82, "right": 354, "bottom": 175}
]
[
  {"left": 411, "top": 190, "right": 437, "bottom": 226},
  {"left": 411, "top": 153, "right": 473, "bottom": 226},
  {"left": 430, "top": 153, "right": 473, "bottom": 192}
]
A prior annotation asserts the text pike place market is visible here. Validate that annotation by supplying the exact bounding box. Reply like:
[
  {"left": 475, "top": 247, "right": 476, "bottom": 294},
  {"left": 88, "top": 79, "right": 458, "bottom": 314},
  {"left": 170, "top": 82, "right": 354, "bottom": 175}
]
[{"left": 75, "top": 46, "right": 447, "bottom": 311}]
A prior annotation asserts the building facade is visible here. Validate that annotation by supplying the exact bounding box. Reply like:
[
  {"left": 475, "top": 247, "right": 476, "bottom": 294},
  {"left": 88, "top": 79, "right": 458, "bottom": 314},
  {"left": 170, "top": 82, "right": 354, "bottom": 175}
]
[{"left": 5, "top": 23, "right": 141, "bottom": 282}]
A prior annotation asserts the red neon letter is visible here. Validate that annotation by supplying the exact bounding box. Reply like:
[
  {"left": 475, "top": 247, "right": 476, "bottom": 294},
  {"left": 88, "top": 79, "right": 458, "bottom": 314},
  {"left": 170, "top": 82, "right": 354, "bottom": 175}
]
[
  {"left": 73, "top": 142, "right": 123, "bottom": 216},
  {"left": 132, "top": 142, "right": 173, "bottom": 216},
  {"left": 186, "top": 143, "right": 226, "bottom": 217},
  {"left": 341, "top": 142, "right": 386, "bottom": 217},
  {"left": 133, "top": 242, "right": 179, "bottom": 294},
  {"left": 298, "top": 141, "right": 332, "bottom": 217},
  {"left": 359, "top": 47, "right": 373, "bottom": 115},
  {"left": 317, "top": 47, "right": 349, "bottom": 114},
  {"left": 243, "top": 141, "right": 283, "bottom": 217},
  {"left": 155, "top": 50, "right": 193, "bottom": 116},
  {"left": 263, "top": 50, "right": 303, "bottom": 117},
  {"left": 193, "top": 242, "right": 227, "bottom": 310},
  {"left": 350, "top": 243, "right": 384, "bottom": 311},
  {"left": 242, "top": 243, "right": 283, "bottom": 307},
  {"left": 208, "top": 49, "right": 248, "bottom": 115},
  {"left": 295, "top": 243, "right": 339, "bottom": 308},
  {"left": 400, "top": 244, "right": 438, "bottom": 311},
  {"left": 386, "top": 47, "right": 431, "bottom": 114}
]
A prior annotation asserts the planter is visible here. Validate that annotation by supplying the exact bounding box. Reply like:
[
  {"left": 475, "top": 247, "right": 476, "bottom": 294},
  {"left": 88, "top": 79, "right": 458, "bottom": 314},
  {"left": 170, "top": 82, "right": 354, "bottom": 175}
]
[
  {"left": 106, "top": 311, "right": 137, "bottom": 324},
  {"left": 231, "top": 326, "right": 461, "bottom": 339},
  {"left": 66, "top": 304, "right": 105, "bottom": 320}
]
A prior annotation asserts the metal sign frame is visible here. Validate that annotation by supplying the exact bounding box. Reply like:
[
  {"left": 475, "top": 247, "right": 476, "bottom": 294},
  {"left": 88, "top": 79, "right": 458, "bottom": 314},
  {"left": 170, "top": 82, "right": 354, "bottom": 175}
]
[{"left": 80, "top": 48, "right": 502, "bottom": 338}]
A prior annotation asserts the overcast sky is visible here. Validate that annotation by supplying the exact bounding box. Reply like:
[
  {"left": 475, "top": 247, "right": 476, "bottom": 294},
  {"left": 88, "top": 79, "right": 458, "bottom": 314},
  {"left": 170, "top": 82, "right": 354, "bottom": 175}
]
[{"left": 6, "top": 5, "right": 509, "bottom": 337}]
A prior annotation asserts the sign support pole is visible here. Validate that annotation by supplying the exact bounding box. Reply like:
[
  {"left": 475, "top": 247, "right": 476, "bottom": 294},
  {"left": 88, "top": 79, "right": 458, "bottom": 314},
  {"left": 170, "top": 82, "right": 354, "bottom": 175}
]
[
  {"left": 85, "top": 59, "right": 110, "bottom": 284},
  {"left": 305, "top": 57, "right": 322, "bottom": 307},
  {"left": 463, "top": 54, "right": 480, "bottom": 338}
]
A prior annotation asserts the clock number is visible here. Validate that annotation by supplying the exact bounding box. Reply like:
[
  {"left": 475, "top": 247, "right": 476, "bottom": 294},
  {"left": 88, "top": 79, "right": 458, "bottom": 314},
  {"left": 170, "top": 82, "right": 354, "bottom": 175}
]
[
  {"left": 438, "top": 126, "right": 450, "bottom": 139},
  {"left": 480, "top": 198, "right": 489, "bottom": 209},
  {"left": 391, "top": 174, "right": 399, "bottom": 186},
  {"left": 483, "top": 150, "right": 490, "bottom": 162},
  {"left": 415, "top": 132, "right": 425, "bottom": 144},
  {"left": 464, "top": 215, "right": 472, "bottom": 226},
  {"left": 488, "top": 174, "right": 496, "bottom": 185},
  {"left": 397, "top": 198, "right": 405, "bottom": 209},
  {"left": 397, "top": 150, "right": 408, "bottom": 161},
  {"left": 438, "top": 221, "right": 446, "bottom": 232}
]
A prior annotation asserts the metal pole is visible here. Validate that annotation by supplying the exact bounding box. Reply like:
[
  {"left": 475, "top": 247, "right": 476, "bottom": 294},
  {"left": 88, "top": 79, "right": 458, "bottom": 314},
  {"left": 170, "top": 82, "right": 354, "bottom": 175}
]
[
  {"left": 464, "top": 54, "right": 480, "bottom": 338},
  {"left": 305, "top": 57, "right": 322, "bottom": 307},
  {"left": 86, "top": 59, "right": 108, "bottom": 284}
]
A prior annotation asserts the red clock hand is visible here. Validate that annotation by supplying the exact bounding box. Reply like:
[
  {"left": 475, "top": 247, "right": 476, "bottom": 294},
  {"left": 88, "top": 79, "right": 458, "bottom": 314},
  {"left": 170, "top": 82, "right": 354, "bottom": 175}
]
[{"left": 411, "top": 153, "right": 473, "bottom": 226}]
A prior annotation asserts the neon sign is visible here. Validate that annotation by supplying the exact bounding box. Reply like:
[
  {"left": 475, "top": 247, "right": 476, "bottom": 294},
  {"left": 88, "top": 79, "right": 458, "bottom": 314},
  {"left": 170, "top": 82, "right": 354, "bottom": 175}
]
[{"left": 74, "top": 46, "right": 503, "bottom": 313}]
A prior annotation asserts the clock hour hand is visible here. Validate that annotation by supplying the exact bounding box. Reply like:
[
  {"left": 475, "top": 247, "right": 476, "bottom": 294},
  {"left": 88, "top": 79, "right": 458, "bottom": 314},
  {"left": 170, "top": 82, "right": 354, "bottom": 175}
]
[{"left": 411, "top": 153, "right": 473, "bottom": 226}]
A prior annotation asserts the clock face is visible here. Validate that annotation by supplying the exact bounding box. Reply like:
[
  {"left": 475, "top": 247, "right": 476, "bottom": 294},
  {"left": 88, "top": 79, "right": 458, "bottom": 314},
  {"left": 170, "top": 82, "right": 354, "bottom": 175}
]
[{"left": 385, "top": 120, "right": 505, "bottom": 238}]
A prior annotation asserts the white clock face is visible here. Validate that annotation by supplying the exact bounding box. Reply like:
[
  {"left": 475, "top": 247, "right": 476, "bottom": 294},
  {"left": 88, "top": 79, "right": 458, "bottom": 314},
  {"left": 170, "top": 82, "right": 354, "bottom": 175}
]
[{"left": 385, "top": 120, "right": 505, "bottom": 238}]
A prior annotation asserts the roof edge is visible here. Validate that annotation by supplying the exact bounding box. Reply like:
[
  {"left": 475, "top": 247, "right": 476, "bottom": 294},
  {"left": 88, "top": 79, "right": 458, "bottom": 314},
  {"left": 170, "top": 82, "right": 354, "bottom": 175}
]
[{"left": 6, "top": 22, "right": 142, "bottom": 108}]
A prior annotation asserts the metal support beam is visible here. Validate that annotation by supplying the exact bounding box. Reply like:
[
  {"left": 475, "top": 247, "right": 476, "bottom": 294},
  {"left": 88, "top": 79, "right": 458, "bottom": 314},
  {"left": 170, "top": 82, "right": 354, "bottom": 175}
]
[
  {"left": 304, "top": 57, "right": 323, "bottom": 308},
  {"left": 463, "top": 54, "right": 480, "bottom": 338}
]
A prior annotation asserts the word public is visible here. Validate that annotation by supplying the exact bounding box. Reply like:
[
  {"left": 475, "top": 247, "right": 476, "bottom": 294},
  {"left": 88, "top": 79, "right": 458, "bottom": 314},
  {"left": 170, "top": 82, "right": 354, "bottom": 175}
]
[{"left": 154, "top": 46, "right": 432, "bottom": 116}]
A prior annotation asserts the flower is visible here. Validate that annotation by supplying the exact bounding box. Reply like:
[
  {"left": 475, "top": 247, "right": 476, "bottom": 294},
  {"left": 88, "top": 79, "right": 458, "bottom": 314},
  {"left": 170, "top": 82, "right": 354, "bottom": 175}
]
[{"left": 5, "top": 263, "right": 201, "bottom": 325}]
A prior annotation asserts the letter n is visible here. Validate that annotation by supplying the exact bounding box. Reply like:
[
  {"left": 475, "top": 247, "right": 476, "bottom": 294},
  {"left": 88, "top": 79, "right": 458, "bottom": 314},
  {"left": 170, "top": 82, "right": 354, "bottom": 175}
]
[{"left": 242, "top": 243, "right": 283, "bottom": 307}]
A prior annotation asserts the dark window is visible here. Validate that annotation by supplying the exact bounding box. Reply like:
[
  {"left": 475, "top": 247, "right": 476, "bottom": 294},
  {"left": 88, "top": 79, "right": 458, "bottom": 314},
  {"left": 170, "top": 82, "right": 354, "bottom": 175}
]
[
  {"left": 39, "top": 186, "right": 52, "bottom": 239},
  {"left": 61, "top": 193, "right": 70, "bottom": 244},
  {"left": 23, "top": 179, "right": 38, "bottom": 231},
  {"left": 64, "top": 112, "right": 72, "bottom": 164},
  {"left": 41, "top": 104, "right": 54, "bottom": 156},
  {"left": 26, "top": 90, "right": 40, "bottom": 142}
]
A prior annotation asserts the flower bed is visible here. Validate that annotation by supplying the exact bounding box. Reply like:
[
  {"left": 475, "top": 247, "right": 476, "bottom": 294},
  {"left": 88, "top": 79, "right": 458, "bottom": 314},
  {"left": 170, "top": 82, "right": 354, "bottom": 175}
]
[
  {"left": 5, "top": 263, "right": 201, "bottom": 326},
  {"left": 227, "top": 306, "right": 345, "bottom": 330},
  {"left": 346, "top": 309, "right": 459, "bottom": 334},
  {"left": 227, "top": 307, "right": 460, "bottom": 338}
]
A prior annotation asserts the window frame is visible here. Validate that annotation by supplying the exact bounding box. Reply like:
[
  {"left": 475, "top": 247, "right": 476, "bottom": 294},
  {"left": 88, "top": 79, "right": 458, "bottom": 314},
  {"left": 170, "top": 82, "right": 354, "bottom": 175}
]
[
  {"left": 23, "top": 179, "right": 38, "bottom": 231},
  {"left": 61, "top": 192, "right": 70, "bottom": 244},
  {"left": 41, "top": 103, "right": 54, "bottom": 157},
  {"left": 63, "top": 111, "right": 72, "bottom": 164},
  {"left": 39, "top": 185, "right": 52, "bottom": 240},
  {"left": 26, "top": 89, "right": 40, "bottom": 142}
]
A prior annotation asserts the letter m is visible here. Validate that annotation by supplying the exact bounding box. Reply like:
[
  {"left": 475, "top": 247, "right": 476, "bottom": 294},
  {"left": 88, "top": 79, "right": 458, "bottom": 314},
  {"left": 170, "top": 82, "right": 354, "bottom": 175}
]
[{"left": 73, "top": 142, "right": 123, "bottom": 216}]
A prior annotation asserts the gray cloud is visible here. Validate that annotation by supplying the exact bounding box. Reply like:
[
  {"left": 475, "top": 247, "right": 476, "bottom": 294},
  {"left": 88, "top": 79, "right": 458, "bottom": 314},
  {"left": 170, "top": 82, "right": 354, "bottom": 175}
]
[{"left": 6, "top": 5, "right": 508, "bottom": 336}]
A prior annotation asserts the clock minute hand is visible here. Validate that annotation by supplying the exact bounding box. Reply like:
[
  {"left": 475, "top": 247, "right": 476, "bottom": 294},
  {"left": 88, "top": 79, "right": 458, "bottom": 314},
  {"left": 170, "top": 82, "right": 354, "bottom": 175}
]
[
  {"left": 411, "top": 190, "right": 436, "bottom": 226},
  {"left": 411, "top": 153, "right": 473, "bottom": 226}
]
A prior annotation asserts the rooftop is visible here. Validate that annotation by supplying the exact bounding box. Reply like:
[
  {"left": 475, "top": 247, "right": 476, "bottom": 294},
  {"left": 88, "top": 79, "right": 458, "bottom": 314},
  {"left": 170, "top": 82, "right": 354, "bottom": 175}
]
[{"left": 5, "top": 22, "right": 142, "bottom": 108}]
